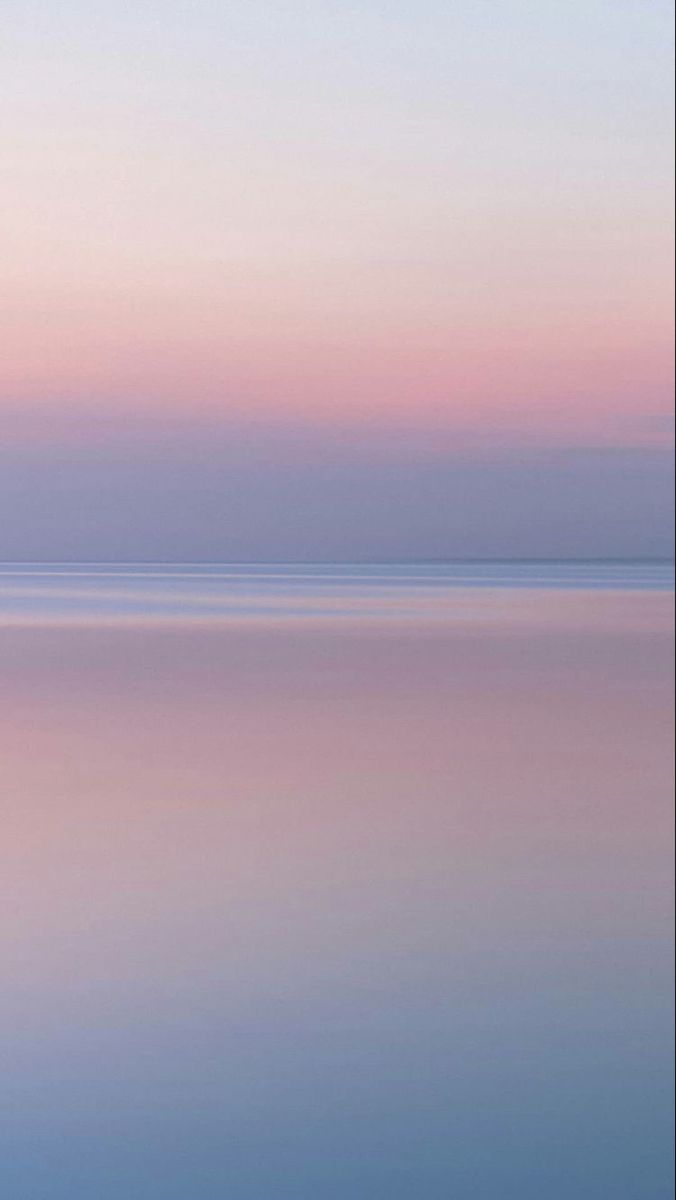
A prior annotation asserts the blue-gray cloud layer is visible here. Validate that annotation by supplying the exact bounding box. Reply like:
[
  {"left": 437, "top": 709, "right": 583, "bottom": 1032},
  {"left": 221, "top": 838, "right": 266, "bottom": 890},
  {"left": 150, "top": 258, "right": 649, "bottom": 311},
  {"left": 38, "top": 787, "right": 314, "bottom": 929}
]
[{"left": 1, "top": 414, "right": 672, "bottom": 560}]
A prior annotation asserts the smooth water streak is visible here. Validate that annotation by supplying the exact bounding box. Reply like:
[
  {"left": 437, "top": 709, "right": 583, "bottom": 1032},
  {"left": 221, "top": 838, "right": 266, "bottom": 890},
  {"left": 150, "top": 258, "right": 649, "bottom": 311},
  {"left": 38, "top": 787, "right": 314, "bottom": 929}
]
[{"left": 0, "top": 561, "right": 672, "bottom": 626}]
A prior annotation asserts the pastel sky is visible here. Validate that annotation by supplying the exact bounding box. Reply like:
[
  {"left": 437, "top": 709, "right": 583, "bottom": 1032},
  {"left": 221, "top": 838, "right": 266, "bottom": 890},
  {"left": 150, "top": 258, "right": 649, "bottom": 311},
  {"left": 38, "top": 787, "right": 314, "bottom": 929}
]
[{"left": 1, "top": 0, "right": 673, "bottom": 558}]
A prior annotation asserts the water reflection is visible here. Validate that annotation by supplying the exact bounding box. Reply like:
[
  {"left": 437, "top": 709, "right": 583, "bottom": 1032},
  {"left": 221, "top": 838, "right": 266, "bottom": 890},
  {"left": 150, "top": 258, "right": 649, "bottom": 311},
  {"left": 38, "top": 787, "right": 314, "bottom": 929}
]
[{"left": 0, "top": 574, "right": 673, "bottom": 1199}]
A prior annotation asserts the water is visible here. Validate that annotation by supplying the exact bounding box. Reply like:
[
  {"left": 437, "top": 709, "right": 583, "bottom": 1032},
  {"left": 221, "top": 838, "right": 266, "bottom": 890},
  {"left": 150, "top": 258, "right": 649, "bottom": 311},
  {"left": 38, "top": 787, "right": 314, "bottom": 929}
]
[
  {"left": 0, "top": 560, "right": 673, "bottom": 625},
  {"left": 0, "top": 563, "right": 673, "bottom": 1199}
]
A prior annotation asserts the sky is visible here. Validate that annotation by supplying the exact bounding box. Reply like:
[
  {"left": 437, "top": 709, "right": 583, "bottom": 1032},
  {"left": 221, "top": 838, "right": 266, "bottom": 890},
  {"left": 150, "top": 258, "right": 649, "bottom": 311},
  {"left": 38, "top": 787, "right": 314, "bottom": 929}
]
[{"left": 1, "top": 0, "right": 673, "bottom": 559}]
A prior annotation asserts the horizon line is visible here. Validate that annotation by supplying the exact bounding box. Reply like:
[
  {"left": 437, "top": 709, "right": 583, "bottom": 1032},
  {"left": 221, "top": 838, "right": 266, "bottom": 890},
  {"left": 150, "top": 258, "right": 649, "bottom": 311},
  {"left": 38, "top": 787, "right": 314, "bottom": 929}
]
[{"left": 0, "top": 558, "right": 673, "bottom": 568}]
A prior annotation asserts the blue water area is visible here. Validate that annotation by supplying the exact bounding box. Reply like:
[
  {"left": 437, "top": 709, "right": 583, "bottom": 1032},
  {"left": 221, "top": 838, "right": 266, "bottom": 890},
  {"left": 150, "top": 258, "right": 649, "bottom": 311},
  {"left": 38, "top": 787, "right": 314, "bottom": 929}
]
[
  {"left": 0, "top": 560, "right": 672, "bottom": 622},
  {"left": 0, "top": 563, "right": 672, "bottom": 1200}
]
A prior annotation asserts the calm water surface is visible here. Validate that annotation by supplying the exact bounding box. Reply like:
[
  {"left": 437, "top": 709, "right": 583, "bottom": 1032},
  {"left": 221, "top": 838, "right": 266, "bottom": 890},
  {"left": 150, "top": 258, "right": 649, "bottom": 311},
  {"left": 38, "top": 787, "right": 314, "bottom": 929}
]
[
  {"left": 0, "top": 565, "right": 673, "bottom": 1198},
  {"left": 0, "top": 560, "right": 673, "bottom": 624}
]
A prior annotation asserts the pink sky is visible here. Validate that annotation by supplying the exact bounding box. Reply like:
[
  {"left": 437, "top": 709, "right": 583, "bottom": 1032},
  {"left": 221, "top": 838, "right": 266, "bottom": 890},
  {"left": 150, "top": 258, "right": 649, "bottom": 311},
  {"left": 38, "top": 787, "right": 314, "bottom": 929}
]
[{"left": 0, "top": 1, "right": 673, "bottom": 556}]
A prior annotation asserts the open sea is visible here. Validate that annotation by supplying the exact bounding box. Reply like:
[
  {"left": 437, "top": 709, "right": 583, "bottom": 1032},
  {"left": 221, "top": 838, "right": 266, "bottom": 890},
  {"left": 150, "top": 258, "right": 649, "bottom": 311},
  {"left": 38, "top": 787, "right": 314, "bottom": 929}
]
[{"left": 0, "top": 562, "right": 673, "bottom": 1199}]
